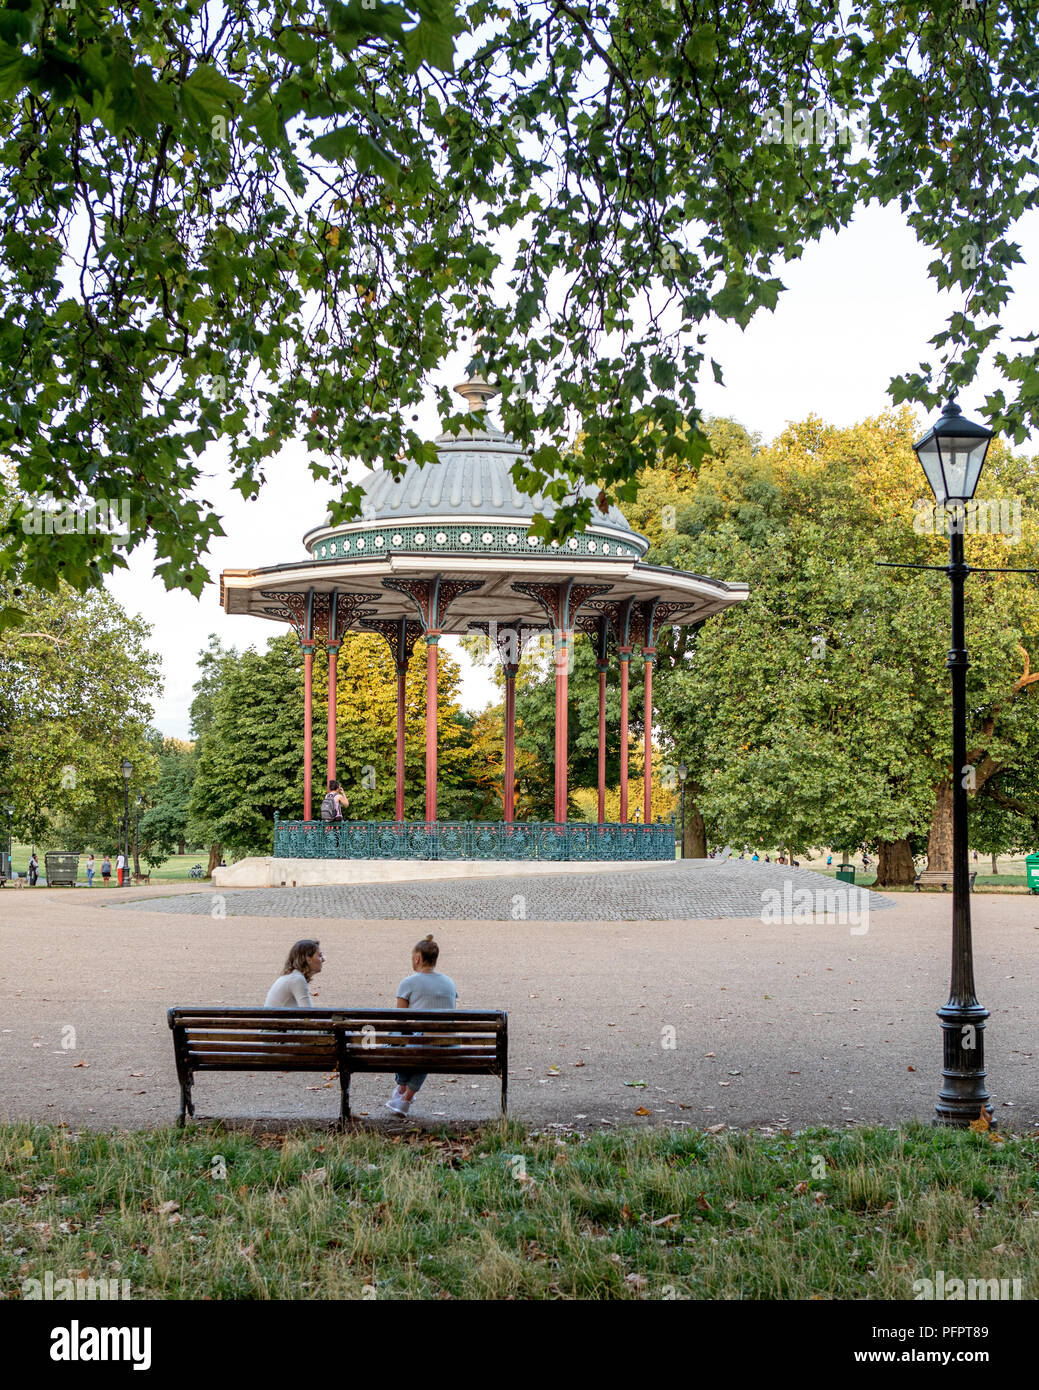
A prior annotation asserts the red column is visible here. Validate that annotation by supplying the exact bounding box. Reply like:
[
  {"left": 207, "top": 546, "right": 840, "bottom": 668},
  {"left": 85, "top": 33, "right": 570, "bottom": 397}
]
[
  {"left": 395, "top": 663, "right": 406, "bottom": 821},
  {"left": 326, "top": 643, "right": 340, "bottom": 784},
  {"left": 425, "top": 635, "right": 439, "bottom": 823},
  {"left": 618, "top": 649, "right": 631, "bottom": 823},
  {"left": 303, "top": 641, "right": 315, "bottom": 821},
  {"left": 504, "top": 669, "right": 517, "bottom": 823},
  {"left": 553, "top": 629, "right": 571, "bottom": 823},
  {"left": 597, "top": 664, "right": 607, "bottom": 823},
  {"left": 643, "top": 650, "right": 655, "bottom": 823}
]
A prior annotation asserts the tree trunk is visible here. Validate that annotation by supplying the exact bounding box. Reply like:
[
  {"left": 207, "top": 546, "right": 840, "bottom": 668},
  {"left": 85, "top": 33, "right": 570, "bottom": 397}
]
[
  {"left": 991, "top": 852, "right": 998, "bottom": 875},
  {"left": 178, "top": 837, "right": 186, "bottom": 856},
  {"left": 206, "top": 842, "right": 222, "bottom": 880},
  {"left": 926, "top": 780, "right": 954, "bottom": 871},
  {"left": 873, "top": 838, "right": 916, "bottom": 889},
  {"left": 684, "top": 797, "right": 707, "bottom": 859}
]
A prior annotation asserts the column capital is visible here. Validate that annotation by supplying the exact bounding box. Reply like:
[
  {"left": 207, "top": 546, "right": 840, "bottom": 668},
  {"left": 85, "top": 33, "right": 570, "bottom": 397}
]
[
  {"left": 301, "top": 640, "right": 317, "bottom": 656},
  {"left": 617, "top": 646, "right": 632, "bottom": 662},
  {"left": 326, "top": 641, "right": 342, "bottom": 657}
]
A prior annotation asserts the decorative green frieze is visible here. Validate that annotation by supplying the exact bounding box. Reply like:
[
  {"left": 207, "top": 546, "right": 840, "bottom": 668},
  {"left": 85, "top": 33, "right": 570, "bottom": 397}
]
[{"left": 308, "top": 523, "right": 644, "bottom": 564}]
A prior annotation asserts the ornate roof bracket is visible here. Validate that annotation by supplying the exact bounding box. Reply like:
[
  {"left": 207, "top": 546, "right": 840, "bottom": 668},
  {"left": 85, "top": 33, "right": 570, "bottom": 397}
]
[
  {"left": 382, "top": 574, "right": 485, "bottom": 635},
  {"left": 360, "top": 615, "right": 425, "bottom": 674},
  {"left": 468, "top": 618, "right": 548, "bottom": 676},
  {"left": 511, "top": 578, "right": 612, "bottom": 633}
]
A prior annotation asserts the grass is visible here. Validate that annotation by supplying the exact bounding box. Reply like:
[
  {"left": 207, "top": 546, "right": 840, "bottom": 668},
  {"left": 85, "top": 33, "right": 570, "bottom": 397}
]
[
  {"left": 8, "top": 844, "right": 208, "bottom": 883},
  {"left": 2, "top": 1121, "right": 1038, "bottom": 1300}
]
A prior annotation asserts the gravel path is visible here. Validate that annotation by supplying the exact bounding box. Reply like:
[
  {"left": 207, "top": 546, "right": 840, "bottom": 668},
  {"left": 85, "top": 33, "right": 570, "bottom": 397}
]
[{"left": 1, "top": 875, "right": 1035, "bottom": 1133}]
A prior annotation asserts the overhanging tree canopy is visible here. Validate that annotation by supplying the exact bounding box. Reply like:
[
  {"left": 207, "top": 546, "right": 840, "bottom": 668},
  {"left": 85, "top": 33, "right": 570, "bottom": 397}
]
[{"left": 1, "top": 0, "right": 1037, "bottom": 620}]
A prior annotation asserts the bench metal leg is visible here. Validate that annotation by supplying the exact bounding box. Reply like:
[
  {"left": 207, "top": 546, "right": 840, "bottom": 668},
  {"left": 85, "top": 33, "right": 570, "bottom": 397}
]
[
  {"left": 338, "top": 1071, "right": 351, "bottom": 1130},
  {"left": 178, "top": 1078, "right": 194, "bottom": 1127}
]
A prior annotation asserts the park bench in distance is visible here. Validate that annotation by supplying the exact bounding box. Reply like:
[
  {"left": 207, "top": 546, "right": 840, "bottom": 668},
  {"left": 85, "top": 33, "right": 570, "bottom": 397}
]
[
  {"left": 914, "top": 869, "right": 977, "bottom": 892},
  {"left": 167, "top": 1006, "right": 508, "bottom": 1126}
]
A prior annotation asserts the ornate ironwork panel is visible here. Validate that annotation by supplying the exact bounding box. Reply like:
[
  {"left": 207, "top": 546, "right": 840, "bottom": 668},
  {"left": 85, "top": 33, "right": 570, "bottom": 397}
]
[{"left": 273, "top": 819, "right": 676, "bottom": 862}]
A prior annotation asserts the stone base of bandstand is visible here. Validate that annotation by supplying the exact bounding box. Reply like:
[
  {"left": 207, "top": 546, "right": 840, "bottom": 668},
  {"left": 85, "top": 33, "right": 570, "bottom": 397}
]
[{"left": 213, "top": 856, "right": 677, "bottom": 889}]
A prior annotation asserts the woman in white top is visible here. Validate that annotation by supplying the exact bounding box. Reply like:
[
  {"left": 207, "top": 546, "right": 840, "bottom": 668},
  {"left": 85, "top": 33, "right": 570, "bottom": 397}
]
[{"left": 265, "top": 939, "right": 324, "bottom": 1007}]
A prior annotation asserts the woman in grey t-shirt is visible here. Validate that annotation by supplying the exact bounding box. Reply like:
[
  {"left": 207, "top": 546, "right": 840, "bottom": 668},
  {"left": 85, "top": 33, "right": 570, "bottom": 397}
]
[{"left": 386, "top": 934, "right": 456, "bottom": 1117}]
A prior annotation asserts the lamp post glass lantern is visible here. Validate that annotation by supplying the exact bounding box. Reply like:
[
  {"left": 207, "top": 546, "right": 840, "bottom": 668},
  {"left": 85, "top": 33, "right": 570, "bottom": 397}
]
[{"left": 913, "top": 400, "right": 994, "bottom": 1128}]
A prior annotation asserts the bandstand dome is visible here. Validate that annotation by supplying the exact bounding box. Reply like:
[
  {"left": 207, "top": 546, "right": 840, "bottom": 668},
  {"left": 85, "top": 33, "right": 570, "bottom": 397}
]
[{"left": 220, "top": 378, "right": 749, "bottom": 631}]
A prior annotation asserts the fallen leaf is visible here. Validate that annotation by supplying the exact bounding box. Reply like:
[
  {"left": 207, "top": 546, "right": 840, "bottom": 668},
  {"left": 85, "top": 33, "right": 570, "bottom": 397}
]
[
  {"left": 625, "top": 1273, "right": 649, "bottom": 1290},
  {"left": 696, "top": 1192, "right": 711, "bottom": 1211},
  {"left": 706, "top": 1123, "right": 725, "bottom": 1133},
  {"left": 969, "top": 1109, "right": 992, "bottom": 1133},
  {"left": 156, "top": 1201, "right": 179, "bottom": 1216},
  {"left": 634, "top": 1106, "right": 652, "bottom": 1116},
  {"left": 572, "top": 1060, "right": 586, "bottom": 1068},
  {"left": 649, "top": 1213, "right": 679, "bottom": 1227},
  {"left": 303, "top": 1168, "right": 328, "bottom": 1184},
  {"left": 73, "top": 1060, "right": 89, "bottom": 1068},
  {"left": 793, "top": 1181, "right": 810, "bottom": 1196}
]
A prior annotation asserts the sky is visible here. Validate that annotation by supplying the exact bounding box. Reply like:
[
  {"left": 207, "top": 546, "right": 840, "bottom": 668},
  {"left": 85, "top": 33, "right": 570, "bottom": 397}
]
[{"left": 105, "top": 200, "right": 1039, "bottom": 740}]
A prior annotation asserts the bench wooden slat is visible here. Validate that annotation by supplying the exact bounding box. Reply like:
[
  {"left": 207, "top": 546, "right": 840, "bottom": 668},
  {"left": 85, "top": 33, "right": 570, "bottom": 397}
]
[{"left": 191, "top": 1056, "right": 337, "bottom": 1069}]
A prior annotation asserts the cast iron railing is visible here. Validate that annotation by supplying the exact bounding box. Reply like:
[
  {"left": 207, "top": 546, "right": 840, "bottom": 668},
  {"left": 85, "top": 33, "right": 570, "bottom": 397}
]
[{"left": 273, "top": 816, "right": 676, "bottom": 862}]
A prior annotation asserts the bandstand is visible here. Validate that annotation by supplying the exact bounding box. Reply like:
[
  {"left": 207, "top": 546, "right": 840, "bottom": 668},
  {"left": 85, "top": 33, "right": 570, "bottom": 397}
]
[{"left": 219, "top": 379, "right": 748, "bottom": 866}]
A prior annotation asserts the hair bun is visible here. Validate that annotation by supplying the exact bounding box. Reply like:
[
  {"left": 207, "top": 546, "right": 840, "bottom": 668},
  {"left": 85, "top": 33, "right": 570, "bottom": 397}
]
[{"left": 424, "top": 934, "right": 434, "bottom": 942}]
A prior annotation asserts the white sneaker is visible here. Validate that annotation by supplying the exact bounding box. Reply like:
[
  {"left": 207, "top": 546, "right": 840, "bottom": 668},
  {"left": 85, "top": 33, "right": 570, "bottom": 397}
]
[{"left": 385, "top": 1095, "right": 411, "bottom": 1116}]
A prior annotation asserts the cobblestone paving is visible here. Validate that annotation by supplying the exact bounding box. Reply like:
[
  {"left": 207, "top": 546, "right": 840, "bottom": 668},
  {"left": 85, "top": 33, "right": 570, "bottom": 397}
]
[{"left": 109, "top": 860, "right": 894, "bottom": 921}]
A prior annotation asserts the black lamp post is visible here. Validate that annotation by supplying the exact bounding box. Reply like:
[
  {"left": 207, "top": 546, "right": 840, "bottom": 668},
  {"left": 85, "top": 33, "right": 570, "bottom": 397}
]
[
  {"left": 120, "top": 759, "right": 133, "bottom": 885},
  {"left": 677, "top": 762, "right": 688, "bottom": 859},
  {"left": 913, "top": 400, "right": 994, "bottom": 1127}
]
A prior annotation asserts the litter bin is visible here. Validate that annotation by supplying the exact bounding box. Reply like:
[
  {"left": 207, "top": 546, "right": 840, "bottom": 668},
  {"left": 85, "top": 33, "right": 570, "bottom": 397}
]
[
  {"left": 835, "top": 864, "right": 856, "bottom": 885},
  {"left": 44, "top": 852, "right": 79, "bottom": 886},
  {"left": 1026, "top": 853, "right": 1039, "bottom": 896}
]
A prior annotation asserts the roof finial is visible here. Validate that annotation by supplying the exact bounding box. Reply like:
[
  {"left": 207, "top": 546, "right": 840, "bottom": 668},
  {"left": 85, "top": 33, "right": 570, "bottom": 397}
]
[{"left": 454, "top": 377, "right": 499, "bottom": 413}]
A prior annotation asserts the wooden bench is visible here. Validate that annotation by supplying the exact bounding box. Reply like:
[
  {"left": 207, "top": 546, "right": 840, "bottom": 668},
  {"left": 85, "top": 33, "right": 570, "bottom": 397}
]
[
  {"left": 914, "top": 869, "right": 977, "bottom": 892},
  {"left": 167, "top": 1006, "right": 508, "bottom": 1126}
]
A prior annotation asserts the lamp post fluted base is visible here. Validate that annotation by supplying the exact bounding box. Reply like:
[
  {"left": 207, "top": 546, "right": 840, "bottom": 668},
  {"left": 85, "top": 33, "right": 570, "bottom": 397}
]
[{"left": 934, "top": 1002, "right": 995, "bottom": 1128}]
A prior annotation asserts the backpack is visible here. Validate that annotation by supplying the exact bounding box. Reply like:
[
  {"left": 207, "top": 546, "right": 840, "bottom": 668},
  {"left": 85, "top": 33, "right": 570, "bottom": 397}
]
[{"left": 320, "top": 791, "right": 341, "bottom": 823}]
